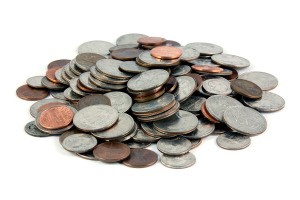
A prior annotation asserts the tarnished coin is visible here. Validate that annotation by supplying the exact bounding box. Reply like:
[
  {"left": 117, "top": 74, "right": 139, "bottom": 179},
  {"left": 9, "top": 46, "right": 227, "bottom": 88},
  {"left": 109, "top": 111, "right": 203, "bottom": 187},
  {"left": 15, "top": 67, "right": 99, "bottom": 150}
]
[
  {"left": 119, "top": 61, "right": 149, "bottom": 74},
  {"left": 50, "top": 90, "right": 67, "bottom": 100},
  {"left": 202, "top": 77, "right": 232, "bottom": 95},
  {"left": 75, "top": 53, "right": 105, "bottom": 71},
  {"left": 189, "top": 139, "right": 202, "bottom": 149},
  {"left": 141, "top": 122, "right": 174, "bottom": 138},
  {"left": 183, "top": 117, "right": 215, "bottom": 139},
  {"left": 164, "top": 75, "right": 178, "bottom": 93},
  {"left": 137, "top": 51, "right": 180, "bottom": 67},
  {"left": 62, "top": 133, "right": 97, "bottom": 153},
  {"left": 242, "top": 91, "right": 285, "bottom": 112},
  {"left": 211, "top": 54, "right": 250, "bottom": 68},
  {"left": 125, "top": 140, "right": 151, "bottom": 149},
  {"left": 186, "top": 42, "right": 223, "bottom": 55},
  {"left": 161, "top": 152, "right": 196, "bottom": 169},
  {"left": 205, "top": 95, "right": 243, "bottom": 122},
  {"left": 109, "top": 44, "right": 139, "bottom": 52},
  {"left": 154, "top": 110, "right": 198, "bottom": 135},
  {"left": 178, "top": 46, "right": 200, "bottom": 61},
  {"left": 104, "top": 92, "right": 132, "bottom": 113},
  {"left": 63, "top": 87, "right": 82, "bottom": 101},
  {"left": 180, "top": 95, "right": 206, "bottom": 113},
  {"left": 217, "top": 132, "right": 251, "bottom": 150},
  {"left": 38, "top": 106, "right": 74, "bottom": 129},
  {"left": 171, "top": 65, "right": 191, "bottom": 76},
  {"left": 78, "top": 40, "right": 115, "bottom": 55},
  {"left": 16, "top": 84, "right": 49, "bottom": 101},
  {"left": 41, "top": 76, "right": 66, "bottom": 90},
  {"left": 238, "top": 71, "right": 278, "bottom": 91},
  {"left": 93, "top": 142, "right": 130, "bottom": 162},
  {"left": 157, "top": 136, "right": 192, "bottom": 155},
  {"left": 73, "top": 105, "right": 119, "bottom": 132},
  {"left": 90, "top": 66, "right": 128, "bottom": 85},
  {"left": 138, "top": 36, "right": 166, "bottom": 46},
  {"left": 25, "top": 121, "right": 49, "bottom": 137},
  {"left": 30, "top": 98, "right": 69, "bottom": 117},
  {"left": 47, "top": 59, "right": 70, "bottom": 69},
  {"left": 150, "top": 46, "right": 182, "bottom": 60},
  {"left": 116, "top": 33, "right": 147, "bottom": 45},
  {"left": 111, "top": 48, "right": 144, "bottom": 61},
  {"left": 231, "top": 79, "right": 262, "bottom": 99},
  {"left": 122, "top": 148, "right": 158, "bottom": 168},
  {"left": 132, "top": 129, "right": 159, "bottom": 143},
  {"left": 55, "top": 68, "right": 69, "bottom": 85},
  {"left": 77, "top": 94, "right": 111, "bottom": 110},
  {"left": 26, "top": 76, "right": 45, "bottom": 88},
  {"left": 223, "top": 106, "right": 267, "bottom": 135},
  {"left": 174, "top": 76, "right": 196, "bottom": 102},
  {"left": 96, "top": 59, "right": 132, "bottom": 79}
]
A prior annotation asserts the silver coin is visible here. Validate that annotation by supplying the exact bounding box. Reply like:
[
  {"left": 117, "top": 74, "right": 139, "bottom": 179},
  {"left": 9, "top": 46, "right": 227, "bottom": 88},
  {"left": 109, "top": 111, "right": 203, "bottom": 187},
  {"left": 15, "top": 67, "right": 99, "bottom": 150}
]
[
  {"left": 90, "top": 66, "right": 128, "bottom": 85},
  {"left": 78, "top": 40, "right": 115, "bottom": 55},
  {"left": 116, "top": 33, "right": 147, "bottom": 45},
  {"left": 119, "top": 61, "right": 149, "bottom": 73},
  {"left": 188, "top": 58, "right": 220, "bottom": 67},
  {"left": 80, "top": 72, "right": 112, "bottom": 92},
  {"left": 59, "top": 129, "right": 81, "bottom": 144},
  {"left": 76, "top": 151, "right": 97, "bottom": 160},
  {"left": 116, "top": 123, "right": 138, "bottom": 142},
  {"left": 205, "top": 95, "right": 243, "bottom": 122},
  {"left": 75, "top": 53, "right": 105, "bottom": 71},
  {"left": 69, "top": 60, "right": 83, "bottom": 76},
  {"left": 89, "top": 75, "right": 125, "bottom": 91},
  {"left": 138, "top": 51, "right": 180, "bottom": 67},
  {"left": 127, "top": 69, "right": 169, "bottom": 92},
  {"left": 183, "top": 117, "right": 215, "bottom": 139},
  {"left": 73, "top": 105, "right": 119, "bottom": 132},
  {"left": 109, "top": 44, "right": 139, "bottom": 52},
  {"left": 171, "top": 65, "right": 191, "bottom": 76},
  {"left": 104, "top": 92, "right": 132, "bottom": 113},
  {"left": 30, "top": 98, "right": 69, "bottom": 117},
  {"left": 64, "top": 63, "right": 78, "bottom": 79},
  {"left": 216, "top": 132, "right": 251, "bottom": 150},
  {"left": 125, "top": 140, "right": 151, "bottom": 149},
  {"left": 186, "top": 42, "right": 223, "bottom": 55},
  {"left": 211, "top": 54, "right": 250, "bottom": 68},
  {"left": 96, "top": 59, "right": 132, "bottom": 79},
  {"left": 242, "top": 91, "right": 285, "bottom": 112},
  {"left": 141, "top": 122, "right": 173, "bottom": 138},
  {"left": 174, "top": 76, "right": 196, "bottom": 102},
  {"left": 198, "top": 86, "right": 212, "bottom": 97},
  {"left": 178, "top": 46, "right": 200, "bottom": 61},
  {"left": 92, "top": 113, "right": 134, "bottom": 140},
  {"left": 63, "top": 87, "right": 82, "bottom": 101},
  {"left": 55, "top": 68, "right": 69, "bottom": 85},
  {"left": 25, "top": 121, "right": 49, "bottom": 137},
  {"left": 26, "top": 76, "right": 45, "bottom": 88},
  {"left": 69, "top": 78, "right": 91, "bottom": 96},
  {"left": 189, "top": 139, "right": 202, "bottom": 149},
  {"left": 157, "top": 136, "right": 192, "bottom": 155},
  {"left": 62, "top": 133, "right": 97, "bottom": 153},
  {"left": 153, "top": 110, "right": 198, "bottom": 135},
  {"left": 50, "top": 90, "right": 67, "bottom": 100},
  {"left": 41, "top": 76, "right": 66, "bottom": 90},
  {"left": 202, "top": 77, "right": 232, "bottom": 95},
  {"left": 238, "top": 71, "right": 278, "bottom": 91},
  {"left": 161, "top": 152, "right": 196, "bottom": 169},
  {"left": 223, "top": 106, "right": 267, "bottom": 135},
  {"left": 61, "top": 69, "right": 72, "bottom": 84},
  {"left": 180, "top": 95, "right": 206, "bottom": 113},
  {"left": 132, "top": 129, "right": 159, "bottom": 143}
]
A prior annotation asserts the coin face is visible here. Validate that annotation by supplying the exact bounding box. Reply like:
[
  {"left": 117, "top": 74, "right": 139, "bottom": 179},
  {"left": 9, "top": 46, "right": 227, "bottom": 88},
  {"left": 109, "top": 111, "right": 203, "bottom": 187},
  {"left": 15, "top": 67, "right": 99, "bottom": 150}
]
[
  {"left": 30, "top": 98, "right": 69, "bottom": 117},
  {"left": 238, "top": 71, "right": 278, "bottom": 91},
  {"left": 138, "top": 36, "right": 166, "bottom": 46},
  {"left": 111, "top": 48, "right": 144, "bottom": 61},
  {"left": 93, "top": 142, "right": 130, "bottom": 162},
  {"left": 150, "top": 46, "right": 182, "bottom": 60},
  {"left": 77, "top": 94, "right": 111, "bottom": 110},
  {"left": 16, "top": 84, "right": 49, "bottom": 101},
  {"left": 211, "top": 54, "right": 250, "bottom": 68},
  {"left": 174, "top": 76, "right": 196, "bottom": 102},
  {"left": 104, "top": 92, "right": 132, "bottom": 113},
  {"left": 73, "top": 105, "right": 119, "bottom": 132},
  {"left": 202, "top": 77, "right": 232, "bottom": 95},
  {"left": 116, "top": 33, "right": 147, "bottom": 45},
  {"left": 160, "top": 152, "right": 196, "bottom": 169},
  {"left": 223, "top": 106, "right": 267, "bottom": 135},
  {"left": 122, "top": 148, "right": 158, "bottom": 168},
  {"left": 178, "top": 47, "right": 200, "bottom": 61},
  {"left": 157, "top": 136, "right": 192, "bottom": 155},
  {"left": 75, "top": 53, "right": 105, "bottom": 71},
  {"left": 78, "top": 40, "right": 115, "bottom": 55},
  {"left": 26, "top": 76, "right": 45, "bottom": 88},
  {"left": 183, "top": 117, "right": 215, "bottom": 139},
  {"left": 132, "top": 129, "right": 159, "bottom": 143},
  {"left": 96, "top": 59, "right": 132, "bottom": 79},
  {"left": 186, "top": 42, "right": 223, "bottom": 55},
  {"left": 47, "top": 59, "right": 70, "bottom": 69},
  {"left": 231, "top": 79, "right": 262, "bottom": 99},
  {"left": 25, "top": 121, "right": 49, "bottom": 137},
  {"left": 180, "top": 95, "right": 206, "bottom": 113},
  {"left": 171, "top": 65, "right": 191, "bottom": 76},
  {"left": 216, "top": 132, "right": 251, "bottom": 150},
  {"left": 62, "top": 133, "right": 97, "bottom": 153}
]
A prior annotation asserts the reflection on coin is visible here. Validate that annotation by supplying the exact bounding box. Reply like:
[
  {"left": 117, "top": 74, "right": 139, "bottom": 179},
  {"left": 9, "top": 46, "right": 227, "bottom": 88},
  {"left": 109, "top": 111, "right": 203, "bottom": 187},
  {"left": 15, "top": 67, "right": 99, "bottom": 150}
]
[
  {"left": 77, "top": 94, "right": 111, "bottom": 110},
  {"left": 238, "top": 71, "right": 278, "bottom": 91},
  {"left": 217, "top": 132, "right": 251, "bottom": 150},
  {"left": 25, "top": 121, "right": 49, "bottom": 137},
  {"left": 231, "top": 79, "right": 262, "bottom": 99},
  {"left": 122, "top": 148, "right": 158, "bottom": 168},
  {"left": 171, "top": 65, "right": 191, "bottom": 76},
  {"left": 96, "top": 59, "right": 132, "bottom": 79},
  {"left": 150, "top": 46, "right": 182, "bottom": 60},
  {"left": 161, "top": 152, "right": 196, "bottom": 169},
  {"left": 26, "top": 76, "right": 45, "bottom": 88},
  {"left": 211, "top": 54, "right": 250, "bottom": 68},
  {"left": 132, "top": 129, "right": 159, "bottom": 143},
  {"left": 174, "top": 76, "right": 196, "bottom": 102},
  {"left": 75, "top": 53, "right": 105, "bottom": 71},
  {"left": 157, "top": 136, "right": 192, "bottom": 155},
  {"left": 180, "top": 95, "right": 206, "bottom": 113},
  {"left": 104, "top": 92, "right": 132, "bottom": 113},
  {"left": 78, "top": 40, "right": 115, "bottom": 55},
  {"left": 203, "top": 77, "right": 232, "bottom": 95},
  {"left": 186, "top": 42, "right": 223, "bottom": 55},
  {"left": 178, "top": 46, "right": 200, "bottom": 61},
  {"left": 62, "top": 133, "right": 97, "bottom": 153},
  {"left": 16, "top": 84, "right": 49, "bottom": 101},
  {"left": 183, "top": 118, "right": 215, "bottom": 139},
  {"left": 125, "top": 140, "right": 151, "bottom": 149},
  {"left": 116, "top": 33, "right": 147, "bottom": 45},
  {"left": 93, "top": 142, "right": 130, "bottom": 162},
  {"left": 119, "top": 61, "right": 149, "bottom": 73}
]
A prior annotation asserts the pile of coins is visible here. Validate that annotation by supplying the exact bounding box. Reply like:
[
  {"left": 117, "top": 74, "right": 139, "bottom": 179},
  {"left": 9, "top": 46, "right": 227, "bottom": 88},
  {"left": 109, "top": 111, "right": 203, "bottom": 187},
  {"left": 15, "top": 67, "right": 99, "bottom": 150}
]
[{"left": 17, "top": 33, "right": 285, "bottom": 169}]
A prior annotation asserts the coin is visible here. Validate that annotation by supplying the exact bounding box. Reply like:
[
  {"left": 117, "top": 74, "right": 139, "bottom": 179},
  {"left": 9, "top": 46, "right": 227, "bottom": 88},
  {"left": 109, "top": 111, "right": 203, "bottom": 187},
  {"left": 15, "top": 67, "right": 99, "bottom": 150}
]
[
  {"left": 164, "top": 75, "right": 178, "bottom": 93},
  {"left": 160, "top": 152, "right": 196, "bottom": 169},
  {"left": 188, "top": 58, "right": 221, "bottom": 67},
  {"left": 69, "top": 78, "right": 91, "bottom": 96},
  {"left": 183, "top": 117, "right": 215, "bottom": 139},
  {"left": 25, "top": 121, "right": 49, "bottom": 137},
  {"left": 180, "top": 95, "right": 206, "bottom": 113},
  {"left": 141, "top": 122, "right": 174, "bottom": 138},
  {"left": 242, "top": 91, "right": 285, "bottom": 112},
  {"left": 133, "top": 87, "right": 166, "bottom": 103},
  {"left": 223, "top": 106, "right": 267, "bottom": 135},
  {"left": 38, "top": 106, "right": 74, "bottom": 129},
  {"left": 192, "top": 65, "right": 224, "bottom": 73},
  {"left": 238, "top": 71, "right": 278, "bottom": 91},
  {"left": 75, "top": 53, "right": 105, "bottom": 71},
  {"left": 163, "top": 40, "right": 181, "bottom": 46},
  {"left": 90, "top": 66, "right": 128, "bottom": 85},
  {"left": 46, "top": 67, "right": 61, "bottom": 83},
  {"left": 116, "top": 33, "right": 147, "bottom": 45},
  {"left": 185, "top": 73, "right": 203, "bottom": 91},
  {"left": 111, "top": 48, "right": 144, "bottom": 61},
  {"left": 78, "top": 40, "right": 115, "bottom": 55},
  {"left": 80, "top": 72, "right": 113, "bottom": 92},
  {"left": 64, "top": 63, "right": 78, "bottom": 79},
  {"left": 119, "top": 61, "right": 149, "bottom": 73},
  {"left": 59, "top": 128, "right": 82, "bottom": 144},
  {"left": 174, "top": 76, "right": 196, "bottom": 102},
  {"left": 116, "top": 122, "right": 138, "bottom": 142},
  {"left": 211, "top": 54, "right": 250, "bottom": 68},
  {"left": 26, "top": 76, "right": 45, "bottom": 88},
  {"left": 186, "top": 42, "right": 223, "bottom": 55},
  {"left": 69, "top": 60, "right": 84, "bottom": 76},
  {"left": 77, "top": 78, "right": 98, "bottom": 93},
  {"left": 231, "top": 79, "right": 262, "bottom": 99},
  {"left": 213, "top": 123, "right": 232, "bottom": 134},
  {"left": 216, "top": 132, "right": 251, "bottom": 150},
  {"left": 222, "top": 68, "right": 238, "bottom": 80},
  {"left": 96, "top": 59, "right": 132, "bottom": 79},
  {"left": 109, "top": 44, "right": 139, "bottom": 52},
  {"left": 171, "top": 65, "right": 191, "bottom": 76},
  {"left": 63, "top": 87, "right": 82, "bottom": 101},
  {"left": 205, "top": 95, "right": 243, "bottom": 122},
  {"left": 50, "top": 90, "right": 66, "bottom": 100},
  {"left": 62, "top": 133, "right": 97, "bottom": 153},
  {"left": 157, "top": 136, "right": 192, "bottom": 155},
  {"left": 41, "top": 76, "right": 67, "bottom": 90},
  {"left": 93, "top": 142, "right": 130, "bottom": 162},
  {"left": 76, "top": 151, "right": 97, "bottom": 160},
  {"left": 200, "top": 102, "right": 220, "bottom": 123},
  {"left": 122, "top": 148, "right": 158, "bottom": 168},
  {"left": 47, "top": 59, "right": 70, "bottom": 69},
  {"left": 55, "top": 68, "right": 69, "bottom": 85},
  {"left": 16, "top": 84, "right": 49, "bottom": 101},
  {"left": 189, "top": 139, "right": 202, "bottom": 149},
  {"left": 150, "top": 46, "right": 182, "bottom": 60},
  {"left": 138, "top": 36, "right": 166, "bottom": 46},
  {"left": 102, "top": 91, "right": 132, "bottom": 113},
  {"left": 202, "top": 77, "right": 232, "bottom": 95},
  {"left": 178, "top": 46, "right": 200, "bottom": 61},
  {"left": 30, "top": 98, "right": 69, "bottom": 117},
  {"left": 132, "top": 129, "right": 159, "bottom": 143},
  {"left": 77, "top": 94, "right": 111, "bottom": 110},
  {"left": 137, "top": 51, "right": 180, "bottom": 67}
]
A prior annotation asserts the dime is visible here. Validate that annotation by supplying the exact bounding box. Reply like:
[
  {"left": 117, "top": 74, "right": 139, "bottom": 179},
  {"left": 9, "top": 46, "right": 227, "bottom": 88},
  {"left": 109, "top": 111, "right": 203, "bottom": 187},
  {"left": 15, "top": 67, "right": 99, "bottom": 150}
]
[
  {"left": 216, "top": 132, "right": 251, "bottom": 150},
  {"left": 125, "top": 140, "right": 151, "bottom": 149},
  {"left": 50, "top": 90, "right": 67, "bottom": 100},
  {"left": 119, "top": 61, "right": 149, "bottom": 73},
  {"left": 150, "top": 46, "right": 182, "bottom": 60},
  {"left": 38, "top": 106, "right": 74, "bottom": 129},
  {"left": 238, "top": 71, "right": 278, "bottom": 91},
  {"left": 137, "top": 51, "right": 180, "bottom": 67},
  {"left": 183, "top": 117, "right": 215, "bottom": 139},
  {"left": 202, "top": 77, "right": 232, "bottom": 95},
  {"left": 47, "top": 59, "right": 70, "bottom": 69},
  {"left": 157, "top": 136, "right": 192, "bottom": 155},
  {"left": 138, "top": 36, "right": 166, "bottom": 46},
  {"left": 111, "top": 48, "right": 144, "bottom": 61},
  {"left": 180, "top": 95, "right": 206, "bottom": 113},
  {"left": 90, "top": 66, "right": 128, "bottom": 85},
  {"left": 24, "top": 121, "right": 49, "bottom": 137},
  {"left": 104, "top": 92, "right": 132, "bottom": 113},
  {"left": 174, "top": 76, "right": 196, "bottom": 102},
  {"left": 96, "top": 59, "right": 132, "bottom": 79},
  {"left": 160, "top": 152, "right": 196, "bottom": 169},
  {"left": 109, "top": 44, "right": 139, "bottom": 52},
  {"left": 26, "top": 76, "right": 45, "bottom": 88},
  {"left": 16, "top": 84, "right": 49, "bottom": 101},
  {"left": 75, "top": 53, "right": 105, "bottom": 71},
  {"left": 93, "top": 142, "right": 130, "bottom": 162},
  {"left": 63, "top": 87, "right": 82, "bottom": 101},
  {"left": 41, "top": 76, "right": 67, "bottom": 90},
  {"left": 186, "top": 42, "right": 223, "bottom": 55},
  {"left": 122, "top": 148, "right": 158, "bottom": 168},
  {"left": 132, "top": 129, "right": 159, "bottom": 143},
  {"left": 116, "top": 33, "right": 147, "bottom": 45},
  {"left": 171, "top": 65, "right": 191, "bottom": 76},
  {"left": 78, "top": 40, "right": 115, "bottom": 55},
  {"left": 211, "top": 54, "right": 250, "bottom": 68},
  {"left": 77, "top": 94, "right": 111, "bottom": 110},
  {"left": 30, "top": 98, "right": 69, "bottom": 117},
  {"left": 178, "top": 46, "right": 200, "bottom": 61},
  {"left": 231, "top": 79, "right": 262, "bottom": 99},
  {"left": 62, "top": 133, "right": 97, "bottom": 153}
]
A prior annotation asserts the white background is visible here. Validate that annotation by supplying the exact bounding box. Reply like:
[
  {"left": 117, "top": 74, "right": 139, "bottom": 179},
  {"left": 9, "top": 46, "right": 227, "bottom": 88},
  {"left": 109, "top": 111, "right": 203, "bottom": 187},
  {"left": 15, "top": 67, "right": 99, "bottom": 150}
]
[{"left": 0, "top": 0, "right": 299, "bottom": 200}]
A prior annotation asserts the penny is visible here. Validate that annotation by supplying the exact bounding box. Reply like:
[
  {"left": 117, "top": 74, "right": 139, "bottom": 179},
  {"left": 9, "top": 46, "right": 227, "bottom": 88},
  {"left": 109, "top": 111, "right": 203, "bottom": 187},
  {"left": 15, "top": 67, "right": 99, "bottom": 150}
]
[
  {"left": 186, "top": 42, "right": 223, "bottom": 55},
  {"left": 62, "top": 133, "right": 97, "bottom": 153},
  {"left": 122, "top": 148, "right": 158, "bottom": 168},
  {"left": 211, "top": 54, "right": 250, "bottom": 68},
  {"left": 231, "top": 79, "right": 262, "bottom": 99},
  {"left": 137, "top": 51, "right": 180, "bottom": 67},
  {"left": 128, "top": 85, "right": 163, "bottom": 97},
  {"left": 111, "top": 48, "right": 144, "bottom": 61},
  {"left": 203, "top": 77, "right": 232, "bottom": 95},
  {"left": 77, "top": 94, "right": 111, "bottom": 110},
  {"left": 93, "top": 142, "right": 130, "bottom": 162},
  {"left": 109, "top": 44, "right": 139, "bottom": 52},
  {"left": 96, "top": 59, "right": 132, "bottom": 79},
  {"left": 41, "top": 76, "right": 67, "bottom": 90},
  {"left": 132, "top": 129, "right": 159, "bottom": 143},
  {"left": 104, "top": 92, "right": 132, "bottom": 113},
  {"left": 160, "top": 152, "right": 196, "bottom": 169},
  {"left": 200, "top": 102, "right": 220, "bottom": 123},
  {"left": 157, "top": 136, "right": 192, "bottom": 155},
  {"left": 47, "top": 59, "right": 70, "bottom": 69},
  {"left": 63, "top": 87, "right": 82, "bottom": 101},
  {"left": 76, "top": 151, "right": 97, "bottom": 160},
  {"left": 164, "top": 75, "right": 178, "bottom": 93},
  {"left": 189, "top": 139, "right": 202, "bottom": 149},
  {"left": 125, "top": 140, "right": 151, "bottom": 149},
  {"left": 188, "top": 58, "right": 221, "bottom": 67},
  {"left": 50, "top": 90, "right": 67, "bottom": 100},
  {"left": 73, "top": 105, "right": 119, "bottom": 132},
  {"left": 205, "top": 95, "right": 243, "bottom": 122},
  {"left": 133, "top": 87, "right": 166, "bottom": 103},
  {"left": 138, "top": 36, "right": 166, "bottom": 46},
  {"left": 75, "top": 53, "right": 105, "bottom": 71},
  {"left": 59, "top": 128, "right": 82, "bottom": 144},
  {"left": 242, "top": 91, "right": 285, "bottom": 112},
  {"left": 38, "top": 106, "right": 74, "bottom": 129},
  {"left": 174, "top": 76, "right": 196, "bottom": 102},
  {"left": 192, "top": 65, "right": 224, "bottom": 73},
  {"left": 238, "top": 71, "right": 278, "bottom": 91},
  {"left": 141, "top": 122, "right": 174, "bottom": 138},
  {"left": 116, "top": 33, "right": 147, "bottom": 45},
  {"left": 150, "top": 46, "right": 182, "bottom": 60},
  {"left": 30, "top": 98, "right": 69, "bottom": 117},
  {"left": 216, "top": 132, "right": 251, "bottom": 150},
  {"left": 16, "top": 84, "right": 49, "bottom": 101},
  {"left": 171, "top": 65, "right": 191, "bottom": 76},
  {"left": 46, "top": 67, "right": 61, "bottom": 83},
  {"left": 25, "top": 121, "right": 49, "bottom": 137},
  {"left": 38, "top": 101, "right": 71, "bottom": 114},
  {"left": 183, "top": 117, "right": 215, "bottom": 139},
  {"left": 223, "top": 106, "right": 267, "bottom": 135},
  {"left": 26, "top": 76, "right": 45, "bottom": 88},
  {"left": 78, "top": 40, "right": 115, "bottom": 55},
  {"left": 90, "top": 66, "right": 128, "bottom": 85},
  {"left": 180, "top": 95, "right": 206, "bottom": 113},
  {"left": 163, "top": 40, "right": 181, "bottom": 47},
  {"left": 178, "top": 47, "right": 200, "bottom": 61},
  {"left": 119, "top": 61, "right": 149, "bottom": 74}
]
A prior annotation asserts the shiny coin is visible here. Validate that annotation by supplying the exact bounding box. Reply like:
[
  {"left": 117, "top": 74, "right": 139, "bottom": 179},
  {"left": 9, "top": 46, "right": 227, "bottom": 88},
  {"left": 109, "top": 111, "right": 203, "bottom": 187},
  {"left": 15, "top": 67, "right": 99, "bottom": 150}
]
[
  {"left": 77, "top": 94, "right": 111, "bottom": 110},
  {"left": 178, "top": 46, "right": 200, "bottom": 61},
  {"left": 164, "top": 75, "right": 178, "bottom": 93},
  {"left": 125, "top": 140, "right": 151, "bottom": 149},
  {"left": 16, "top": 84, "right": 49, "bottom": 101},
  {"left": 180, "top": 95, "right": 206, "bottom": 113},
  {"left": 55, "top": 68, "right": 69, "bottom": 85},
  {"left": 75, "top": 53, "right": 105, "bottom": 71},
  {"left": 90, "top": 66, "right": 128, "bottom": 85},
  {"left": 138, "top": 36, "right": 166, "bottom": 46},
  {"left": 137, "top": 51, "right": 180, "bottom": 67},
  {"left": 183, "top": 117, "right": 215, "bottom": 139},
  {"left": 96, "top": 59, "right": 132, "bottom": 79},
  {"left": 30, "top": 98, "right": 69, "bottom": 117},
  {"left": 122, "top": 148, "right": 158, "bottom": 168},
  {"left": 93, "top": 142, "right": 130, "bottom": 162},
  {"left": 132, "top": 129, "right": 159, "bottom": 143},
  {"left": 47, "top": 59, "right": 70, "bottom": 69},
  {"left": 109, "top": 44, "right": 139, "bottom": 52},
  {"left": 78, "top": 40, "right": 115, "bottom": 55},
  {"left": 119, "top": 61, "right": 149, "bottom": 73},
  {"left": 171, "top": 65, "right": 191, "bottom": 76},
  {"left": 116, "top": 33, "right": 147, "bottom": 45},
  {"left": 26, "top": 76, "right": 45, "bottom": 88},
  {"left": 63, "top": 87, "right": 82, "bottom": 101},
  {"left": 104, "top": 92, "right": 132, "bottom": 113},
  {"left": 189, "top": 139, "right": 202, "bottom": 149},
  {"left": 186, "top": 42, "right": 223, "bottom": 55},
  {"left": 174, "top": 76, "right": 196, "bottom": 102},
  {"left": 211, "top": 54, "right": 250, "bottom": 68},
  {"left": 41, "top": 76, "right": 66, "bottom": 90},
  {"left": 238, "top": 71, "right": 278, "bottom": 91},
  {"left": 223, "top": 106, "right": 267, "bottom": 135},
  {"left": 50, "top": 90, "right": 67, "bottom": 100},
  {"left": 231, "top": 79, "right": 262, "bottom": 99},
  {"left": 157, "top": 136, "right": 192, "bottom": 155},
  {"left": 216, "top": 132, "right": 251, "bottom": 150},
  {"left": 141, "top": 122, "right": 174, "bottom": 138},
  {"left": 25, "top": 121, "right": 49, "bottom": 137},
  {"left": 161, "top": 152, "right": 196, "bottom": 169},
  {"left": 62, "top": 133, "right": 97, "bottom": 153},
  {"left": 203, "top": 77, "right": 232, "bottom": 95},
  {"left": 150, "top": 46, "right": 182, "bottom": 60},
  {"left": 73, "top": 105, "right": 119, "bottom": 132},
  {"left": 111, "top": 48, "right": 143, "bottom": 61}
]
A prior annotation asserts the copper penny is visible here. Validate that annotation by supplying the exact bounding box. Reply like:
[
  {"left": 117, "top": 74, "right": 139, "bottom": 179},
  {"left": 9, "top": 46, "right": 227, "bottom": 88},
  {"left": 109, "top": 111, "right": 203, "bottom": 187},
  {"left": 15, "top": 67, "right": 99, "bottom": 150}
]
[
  {"left": 192, "top": 65, "right": 224, "bottom": 73},
  {"left": 186, "top": 73, "right": 203, "bottom": 91},
  {"left": 37, "top": 102, "right": 67, "bottom": 114},
  {"left": 46, "top": 67, "right": 61, "bottom": 83},
  {"left": 47, "top": 59, "right": 70, "bottom": 69},
  {"left": 164, "top": 76, "right": 178, "bottom": 93},
  {"left": 201, "top": 102, "right": 220, "bottom": 123},
  {"left": 150, "top": 46, "right": 182, "bottom": 60},
  {"left": 16, "top": 84, "right": 49, "bottom": 101},
  {"left": 77, "top": 94, "right": 111, "bottom": 110},
  {"left": 38, "top": 106, "right": 74, "bottom": 130},
  {"left": 93, "top": 142, "right": 130, "bottom": 163},
  {"left": 137, "top": 36, "right": 166, "bottom": 46},
  {"left": 111, "top": 48, "right": 144, "bottom": 61},
  {"left": 122, "top": 148, "right": 158, "bottom": 168},
  {"left": 128, "top": 85, "right": 163, "bottom": 98},
  {"left": 133, "top": 88, "right": 166, "bottom": 103},
  {"left": 231, "top": 79, "right": 262, "bottom": 99},
  {"left": 77, "top": 79, "right": 95, "bottom": 93}
]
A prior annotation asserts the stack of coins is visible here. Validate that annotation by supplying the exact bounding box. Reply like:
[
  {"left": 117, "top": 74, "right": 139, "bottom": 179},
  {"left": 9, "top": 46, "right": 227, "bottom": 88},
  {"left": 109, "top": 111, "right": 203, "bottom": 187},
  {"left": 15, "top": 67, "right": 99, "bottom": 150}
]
[{"left": 18, "top": 33, "right": 285, "bottom": 169}]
